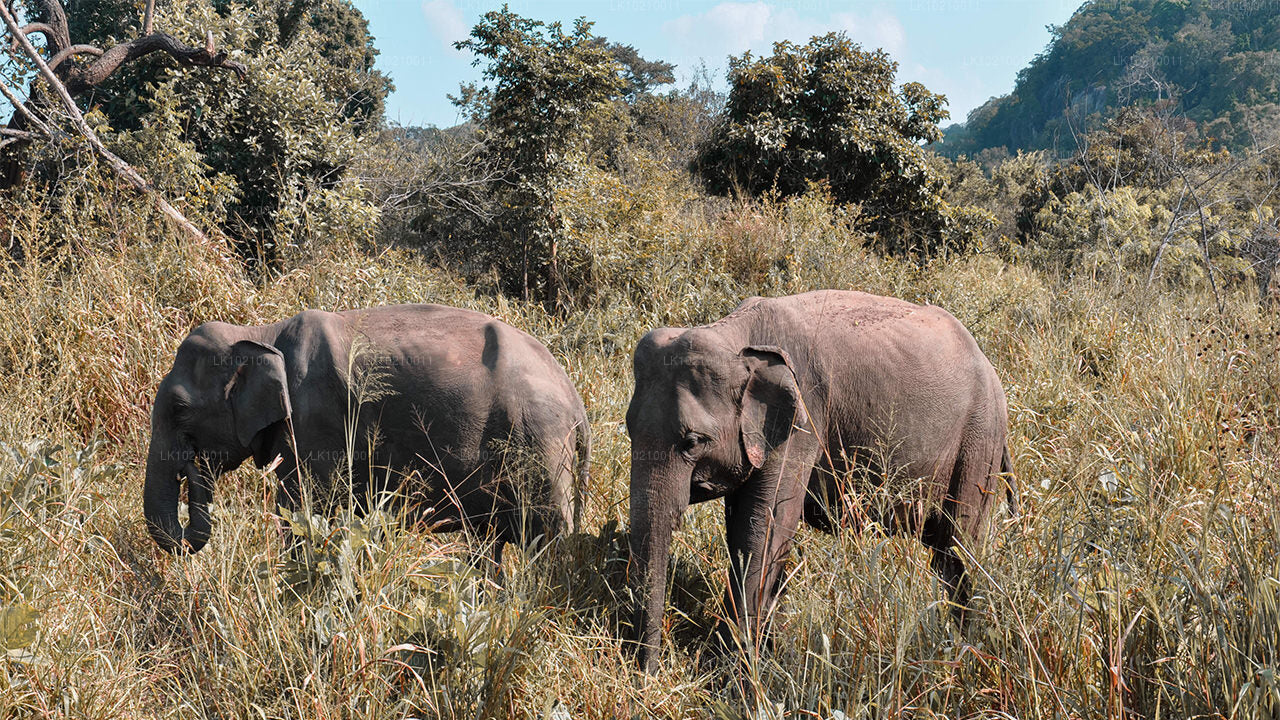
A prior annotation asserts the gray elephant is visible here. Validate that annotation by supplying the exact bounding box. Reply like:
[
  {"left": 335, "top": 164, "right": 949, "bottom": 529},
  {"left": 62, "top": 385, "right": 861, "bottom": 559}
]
[
  {"left": 144, "top": 303, "right": 590, "bottom": 561},
  {"left": 626, "top": 290, "right": 1014, "bottom": 671}
]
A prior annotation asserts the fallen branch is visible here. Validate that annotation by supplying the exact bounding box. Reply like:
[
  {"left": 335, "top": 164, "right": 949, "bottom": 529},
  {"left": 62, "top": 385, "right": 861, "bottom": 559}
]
[{"left": 0, "top": 128, "right": 40, "bottom": 140}]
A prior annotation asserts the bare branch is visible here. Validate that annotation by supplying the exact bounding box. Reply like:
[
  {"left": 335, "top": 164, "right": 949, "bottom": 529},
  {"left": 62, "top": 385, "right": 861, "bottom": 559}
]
[
  {"left": 46, "top": 43, "right": 104, "bottom": 70},
  {"left": 0, "top": 0, "right": 223, "bottom": 248},
  {"left": 8, "top": 21, "right": 54, "bottom": 51},
  {"left": 142, "top": 0, "right": 154, "bottom": 35},
  {"left": 0, "top": 127, "right": 39, "bottom": 140},
  {"left": 0, "top": 74, "right": 55, "bottom": 137},
  {"left": 62, "top": 32, "right": 247, "bottom": 94},
  {"left": 14, "top": 21, "right": 55, "bottom": 38}
]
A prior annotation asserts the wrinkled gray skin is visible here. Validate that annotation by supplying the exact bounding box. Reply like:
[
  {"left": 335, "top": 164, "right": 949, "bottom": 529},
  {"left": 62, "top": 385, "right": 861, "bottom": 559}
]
[
  {"left": 626, "top": 290, "right": 1014, "bottom": 671},
  {"left": 144, "top": 304, "right": 590, "bottom": 560}
]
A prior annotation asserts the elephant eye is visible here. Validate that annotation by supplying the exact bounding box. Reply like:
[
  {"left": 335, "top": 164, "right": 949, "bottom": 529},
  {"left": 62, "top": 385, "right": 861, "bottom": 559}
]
[{"left": 679, "top": 432, "right": 711, "bottom": 458}]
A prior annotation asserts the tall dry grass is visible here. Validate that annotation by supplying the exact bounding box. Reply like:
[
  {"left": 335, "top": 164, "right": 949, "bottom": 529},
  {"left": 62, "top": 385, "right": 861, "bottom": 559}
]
[{"left": 0, "top": 171, "right": 1277, "bottom": 719}]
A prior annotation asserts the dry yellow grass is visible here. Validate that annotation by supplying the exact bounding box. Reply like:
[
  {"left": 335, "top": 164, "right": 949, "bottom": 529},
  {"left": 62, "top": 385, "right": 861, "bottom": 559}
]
[{"left": 1, "top": 178, "right": 1277, "bottom": 719}]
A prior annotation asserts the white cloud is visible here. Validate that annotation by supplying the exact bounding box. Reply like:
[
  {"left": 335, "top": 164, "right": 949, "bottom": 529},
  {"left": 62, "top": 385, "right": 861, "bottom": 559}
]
[
  {"left": 662, "top": 2, "right": 907, "bottom": 67},
  {"left": 421, "top": 0, "right": 469, "bottom": 53}
]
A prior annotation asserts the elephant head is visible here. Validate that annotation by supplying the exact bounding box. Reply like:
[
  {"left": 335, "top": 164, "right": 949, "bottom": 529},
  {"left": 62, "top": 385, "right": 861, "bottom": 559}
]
[
  {"left": 144, "top": 325, "right": 291, "bottom": 553},
  {"left": 625, "top": 328, "right": 808, "bottom": 671}
]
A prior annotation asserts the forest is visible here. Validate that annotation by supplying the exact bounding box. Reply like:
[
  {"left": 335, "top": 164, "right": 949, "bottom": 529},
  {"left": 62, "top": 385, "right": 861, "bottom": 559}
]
[{"left": 1, "top": 0, "right": 1279, "bottom": 717}]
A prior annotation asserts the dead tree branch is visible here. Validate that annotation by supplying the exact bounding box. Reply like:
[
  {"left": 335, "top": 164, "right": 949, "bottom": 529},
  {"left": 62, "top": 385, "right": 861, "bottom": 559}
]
[
  {"left": 0, "top": 74, "right": 56, "bottom": 137},
  {"left": 46, "top": 43, "right": 103, "bottom": 70},
  {"left": 59, "top": 31, "right": 246, "bottom": 94}
]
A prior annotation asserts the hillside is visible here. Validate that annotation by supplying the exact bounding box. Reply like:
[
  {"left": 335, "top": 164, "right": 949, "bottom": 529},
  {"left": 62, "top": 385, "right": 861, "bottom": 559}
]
[{"left": 941, "top": 0, "right": 1280, "bottom": 157}]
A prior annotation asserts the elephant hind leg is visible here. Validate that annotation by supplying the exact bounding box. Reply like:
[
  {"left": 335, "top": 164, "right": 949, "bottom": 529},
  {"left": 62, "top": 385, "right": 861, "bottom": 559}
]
[
  {"left": 928, "top": 540, "right": 972, "bottom": 625},
  {"left": 535, "top": 427, "right": 578, "bottom": 538},
  {"left": 923, "top": 439, "right": 1002, "bottom": 624}
]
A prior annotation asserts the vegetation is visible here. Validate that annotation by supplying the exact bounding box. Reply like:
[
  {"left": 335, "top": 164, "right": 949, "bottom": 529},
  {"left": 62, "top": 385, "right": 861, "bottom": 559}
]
[
  {"left": 943, "top": 0, "right": 1280, "bottom": 157},
  {"left": 448, "top": 6, "right": 624, "bottom": 307},
  {"left": 2, "top": 1, "right": 1280, "bottom": 718},
  {"left": 696, "top": 33, "right": 989, "bottom": 258},
  {"left": 1, "top": 0, "right": 391, "bottom": 261}
]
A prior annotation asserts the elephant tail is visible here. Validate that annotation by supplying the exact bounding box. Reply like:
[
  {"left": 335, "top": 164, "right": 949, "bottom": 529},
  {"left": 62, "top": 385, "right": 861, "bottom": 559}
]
[
  {"left": 1002, "top": 444, "right": 1019, "bottom": 517},
  {"left": 573, "top": 419, "right": 591, "bottom": 532}
]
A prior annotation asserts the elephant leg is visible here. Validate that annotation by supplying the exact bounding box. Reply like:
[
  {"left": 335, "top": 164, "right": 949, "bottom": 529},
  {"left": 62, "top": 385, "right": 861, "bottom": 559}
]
[
  {"left": 928, "top": 534, "right": 971, "bottom": 625},
  {"left": 722, "top": 466, "right": 808, "bottom": 657},
  {"left": 927, "top": 439, "right": 1002, "bottom": 624},
  {"left": 271, "top": 460, "right": 304, "bottom": 550}
]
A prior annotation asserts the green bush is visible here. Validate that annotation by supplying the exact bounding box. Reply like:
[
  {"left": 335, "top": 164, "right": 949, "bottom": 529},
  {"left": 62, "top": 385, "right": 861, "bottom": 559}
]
[{"left": 694, "top": 32, "right": 990, "bottom": 258}]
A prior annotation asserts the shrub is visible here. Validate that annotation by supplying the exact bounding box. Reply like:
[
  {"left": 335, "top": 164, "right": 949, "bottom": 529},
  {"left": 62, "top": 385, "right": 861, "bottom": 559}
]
[{"left": 694, "top": 32, "right": 989, "bottom": 258}]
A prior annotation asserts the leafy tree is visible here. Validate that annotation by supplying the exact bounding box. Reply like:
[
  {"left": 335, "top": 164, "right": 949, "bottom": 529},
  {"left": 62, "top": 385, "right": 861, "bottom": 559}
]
[
  {"left": 449, "top": 5, "right": 624, "bottom": 306},
  {"left": 579, "top": 48, "right": 719, "bottom": 178},
  {"left": 4, "top": 0, "right": 391, "bottom": 261},
  {"left": 695, "top": 32, "right": 980, "bottom": 257},
  {"left": 593, "top": 39, "right": 674, "bottom": 99}
]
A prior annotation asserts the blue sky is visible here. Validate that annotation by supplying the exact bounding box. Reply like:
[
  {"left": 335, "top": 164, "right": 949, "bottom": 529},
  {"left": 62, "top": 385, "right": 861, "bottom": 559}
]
[{"left": 353, "top": 0, "right": 1082, "bottom": 129}]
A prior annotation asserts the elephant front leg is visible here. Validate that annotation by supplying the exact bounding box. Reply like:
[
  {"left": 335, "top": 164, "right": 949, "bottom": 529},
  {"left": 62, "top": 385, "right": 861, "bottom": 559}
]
[
  {"left": 721, "top": 467, "right": 808, "bottom": 660},
  {"left": 271, "top": 459, "right": 306, "bottom": 552}
]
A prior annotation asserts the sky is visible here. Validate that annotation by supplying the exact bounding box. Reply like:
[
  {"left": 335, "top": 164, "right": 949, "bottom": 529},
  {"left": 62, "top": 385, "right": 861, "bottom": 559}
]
[{"left": 353, "top": 0, "right": 1083, "bottom": 130}]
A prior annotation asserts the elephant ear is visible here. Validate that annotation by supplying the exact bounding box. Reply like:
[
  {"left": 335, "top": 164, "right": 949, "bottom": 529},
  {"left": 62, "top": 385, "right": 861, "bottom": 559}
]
[
  {"left": 738, "top": 345, "right": 809, "bottom": 469},
  {"left": 226, "top": 340, "right": 292, "bottom": 448}
]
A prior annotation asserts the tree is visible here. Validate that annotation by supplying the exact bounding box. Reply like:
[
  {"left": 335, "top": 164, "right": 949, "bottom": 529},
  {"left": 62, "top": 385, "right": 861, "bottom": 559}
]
[
  {"left": 0, "top": 0, "right": 249, "bottom": 247},
  {"left": 1, "top": 0, "right": 245, "bottom": 190},
  {"left": 593, "top": 39, "right": 674, "bottom": 100},
  {"left": 942, "top": 0, "right": 1280, "bottom": 157},
  {"left": 450, "top": 5, "right": 623, "bottom": 306},
  {"left": 695, "top": 32, "right": 976, "bottom": 257},
  {"left": 2, "top": 0, "right": 391, "bottom": 262}
]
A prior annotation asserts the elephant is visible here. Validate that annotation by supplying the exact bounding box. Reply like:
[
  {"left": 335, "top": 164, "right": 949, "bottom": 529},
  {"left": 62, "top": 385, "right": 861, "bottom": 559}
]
[
  {"left": 144, "top": 303, "right": 590, "bottom": 561},
  {"left": 625, "top": 290, "right": 1015, "bottom": 671}
]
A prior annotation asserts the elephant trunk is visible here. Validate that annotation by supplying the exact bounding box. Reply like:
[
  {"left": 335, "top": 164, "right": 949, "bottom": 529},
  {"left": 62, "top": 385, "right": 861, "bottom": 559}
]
[
  {"left": 629, "top": 457, "right": 690, "bottom": 673},
  {"left": 143, "top": 430, "right": 212, "bottom": 554}
]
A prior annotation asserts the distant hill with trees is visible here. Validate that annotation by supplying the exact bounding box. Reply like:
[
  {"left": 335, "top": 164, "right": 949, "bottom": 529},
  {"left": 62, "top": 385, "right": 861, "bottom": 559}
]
[{"left": 941, "top": 0, "right": 1280, "bottom": 158}]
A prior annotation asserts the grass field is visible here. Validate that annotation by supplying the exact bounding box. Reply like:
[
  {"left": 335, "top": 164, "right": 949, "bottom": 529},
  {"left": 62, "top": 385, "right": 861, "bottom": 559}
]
[{"left": 1, "top": 186, "right": 1278, "bottom": 719}]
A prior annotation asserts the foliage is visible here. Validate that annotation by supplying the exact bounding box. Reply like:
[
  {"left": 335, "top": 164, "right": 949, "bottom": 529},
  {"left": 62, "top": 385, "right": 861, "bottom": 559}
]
[
  {"left": 593, "top": 39, "right": 675, "bottom": 100},
  {"left": 449, "top": 5, "right": 625, "bottom": 306},
  {"left": 943, "top": 0, "right": 1280, "bottom": 156},
  {"left": 694, "top": 32, "right": 987, "bottom": 258},
  {"left": 6, "top": 0, "right": 391, "bottom": 262},
  {"left": 984, "top": 106, "right": 1274, "bottom": 294}
]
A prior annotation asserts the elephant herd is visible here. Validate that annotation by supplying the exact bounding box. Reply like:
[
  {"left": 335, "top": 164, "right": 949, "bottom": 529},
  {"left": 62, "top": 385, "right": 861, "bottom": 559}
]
[{"left": 143, "top": 289, "right": 1015, "bottom": 672}]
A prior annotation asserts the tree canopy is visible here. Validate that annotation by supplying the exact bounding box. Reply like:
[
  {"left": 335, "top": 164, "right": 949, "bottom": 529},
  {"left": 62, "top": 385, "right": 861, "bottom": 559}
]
[
  {"left": 694, "top": 32, "right": 986, "bottom": 257},
  {"left": 446, "top": 5, "right": 624, "bottom": 305}
]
